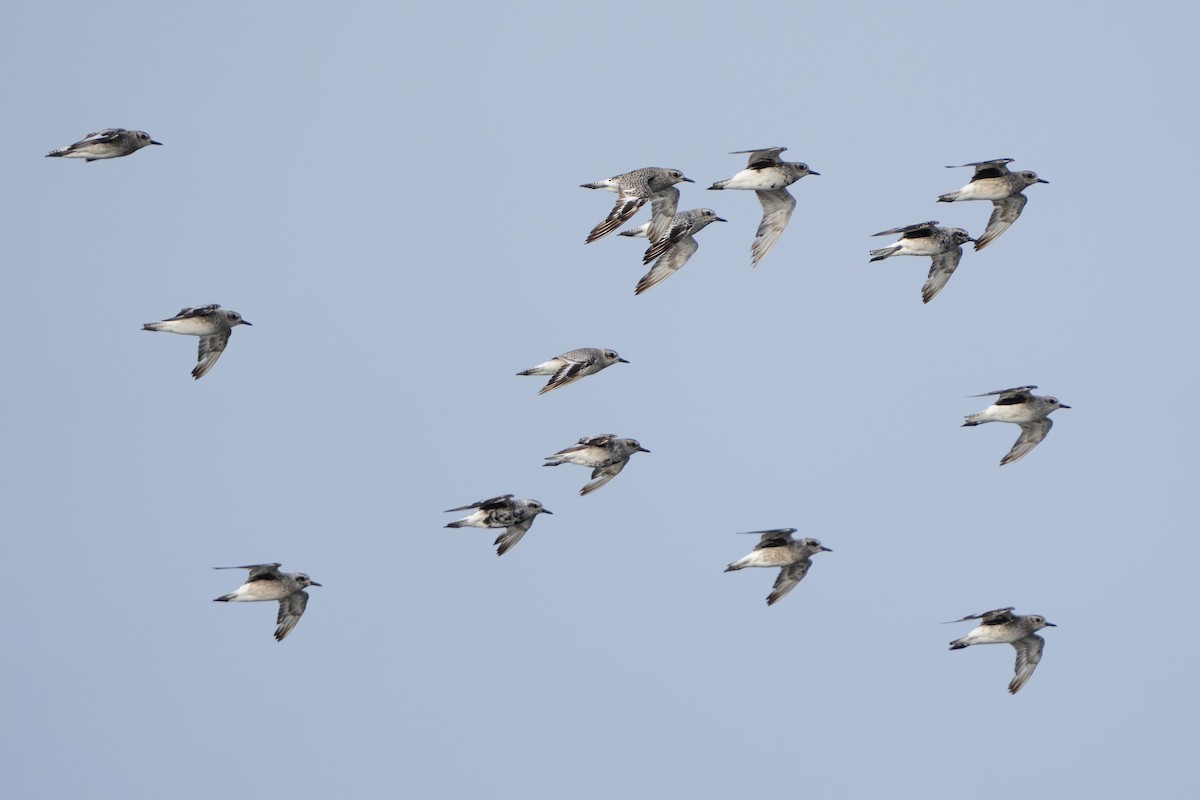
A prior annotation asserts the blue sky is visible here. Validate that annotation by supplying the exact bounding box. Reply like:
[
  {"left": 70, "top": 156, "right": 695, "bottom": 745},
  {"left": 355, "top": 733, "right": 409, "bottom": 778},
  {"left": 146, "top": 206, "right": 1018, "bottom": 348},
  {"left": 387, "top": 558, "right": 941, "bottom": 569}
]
[{"left": 2, "top": 2, "right": 1197, "bottom": 798}]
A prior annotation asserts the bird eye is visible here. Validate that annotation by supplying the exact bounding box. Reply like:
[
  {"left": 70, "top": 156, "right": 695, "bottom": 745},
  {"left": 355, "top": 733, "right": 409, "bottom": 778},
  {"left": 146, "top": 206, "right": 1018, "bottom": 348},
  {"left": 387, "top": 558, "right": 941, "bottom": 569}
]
[
  {"left": 606, "top": 350, "right": 617, "bottom": 358},
  {"left": 798, "top": 164, "right": 808, "bottom": 170}
]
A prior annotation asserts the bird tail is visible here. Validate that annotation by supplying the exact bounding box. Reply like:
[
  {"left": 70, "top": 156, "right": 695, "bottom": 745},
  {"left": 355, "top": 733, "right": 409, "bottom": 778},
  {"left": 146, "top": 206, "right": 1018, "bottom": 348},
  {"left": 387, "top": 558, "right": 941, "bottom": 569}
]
[
  {"left": 868, "top": 245, "right": 900, "bottom": 262},
  {"left": 708, "top": 180, "right": 727, "bottom": 190},
  {"left": 949, "top": 638, "right": 969, "bottom": 650},
  {"left": 213, "top": 594, "right": 235, "bottom": 602},
  {"left": 445, "top": 520, "right": 466, "bottom": 528},
  {"left": 937, "top": 191, "right": 959, "bottom": 203},
  {"left": 45, "top": 149, "right": 66, "bottom": 158},
  {"left": 142, "top": 322, "right": 164, "bottom": 331}
]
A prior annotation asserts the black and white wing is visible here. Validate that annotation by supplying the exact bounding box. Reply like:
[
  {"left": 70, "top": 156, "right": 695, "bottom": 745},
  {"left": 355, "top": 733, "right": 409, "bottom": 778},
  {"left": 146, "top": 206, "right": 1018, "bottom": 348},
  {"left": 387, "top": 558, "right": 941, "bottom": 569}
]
[
  {"left": 944, "top": 607, "right": 1017, "bottom": 625},
  {"left": 540, "top": 351, "right": 600, "bottom": 394},
  {"left": 494, "top": 516, "right": 536, "bottom": 557},
  {"left": 646, "top": 186, "right": 681, "bottom": 244},
  {"left": 946, "top": 158, "right": 1014, "bottom": 179},
  {"left": 871, "top": 220, "right": 940, "bottom": 238},
  {"left": 444, "top": 494, "right": 515, "bottom": 513},
  {"left": 580, "top": 460, "right": 628, "bottom": 496},
  {"left": 972, "top": 386, "right": 1037, "bottom": 401},
  {"left": 587, "top": 189, "right": 647, "bottom": 243},
  {"left": 214, "top": 563, "right": 283, "bottom": 581},
  {"left": 738, "top": 528, "right": 797, "bottom": 550}
]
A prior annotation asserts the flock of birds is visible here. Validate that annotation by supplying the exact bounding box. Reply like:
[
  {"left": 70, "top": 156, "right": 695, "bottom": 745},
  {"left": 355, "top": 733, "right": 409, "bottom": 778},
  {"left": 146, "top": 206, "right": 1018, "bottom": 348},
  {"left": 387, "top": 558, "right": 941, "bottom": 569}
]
[{"left": 47, "top": 129, "right": 1062, "bottom": 693}]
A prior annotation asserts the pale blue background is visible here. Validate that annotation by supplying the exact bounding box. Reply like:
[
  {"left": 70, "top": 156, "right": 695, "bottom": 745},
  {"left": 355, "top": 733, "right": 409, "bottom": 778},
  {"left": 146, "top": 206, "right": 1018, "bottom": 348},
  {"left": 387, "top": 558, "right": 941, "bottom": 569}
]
[{"left": 2, "top": 2, "right": 1196, "bottom": 797}]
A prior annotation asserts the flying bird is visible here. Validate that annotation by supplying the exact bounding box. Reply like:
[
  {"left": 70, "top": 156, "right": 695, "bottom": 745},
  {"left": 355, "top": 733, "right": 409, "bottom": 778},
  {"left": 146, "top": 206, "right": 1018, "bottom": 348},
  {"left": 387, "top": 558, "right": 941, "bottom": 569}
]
[
  {"left": 724, "top": 528, "right": 831, "bottom": 606},
  {"left": 869, "top": 221, "right": 975, "bottom": 303},
  {"left": 543, "top": 434, "right": 649, "bottom": 495},
  {"left": 517, "top": 347, "right": 628, "bottom": 394},
  {"left": 46, "top": 128, "right": 162, "bottom": 161},
  {"left": 213, "top": 563, "right": 321, "bottom": 642},
  {"left": 634, "top": 208, "right": 725, "bottom": 295},
  {"left": 709, "top": 147, "right": 819, "bottom": 266},
  {"left": 581, "top": 166, "right": 693, "bottom": 244},
  {"left": 947, "top": 607, "right": 1056, "bottom": 694},
  {"left": 938, "top": 158, "right": 1048, "bottom": 250},
  {"left": 142, "top": 304, "right": 252, "bottom": 379},
  {"left": 444, "top": 495, "right": 553, "bottom": 556},
  {"left": 963, "top": 385, "right": 1070, "bottom": 465}
]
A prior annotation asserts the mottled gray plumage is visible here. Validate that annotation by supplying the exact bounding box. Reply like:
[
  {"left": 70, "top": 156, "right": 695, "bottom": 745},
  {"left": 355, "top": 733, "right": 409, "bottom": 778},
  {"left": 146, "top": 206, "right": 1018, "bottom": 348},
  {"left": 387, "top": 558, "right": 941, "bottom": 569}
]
[
  {"left": 142, "top": 304, "right": 252, "bottom": 380},
  {"left": 708, "top": 147, "right": 819, "bottom": 266},
  {"left": 444, "top": 495, "right": 553, "bottom": 556},
  {"left": 213, "top": 563, "right": 321, "bottom": 642},
  {"left": 937, "top": 159, "right": 1048, "bottom": 250},
  {"left": 724, "top": 529, "right": 832, "bottom": 606},
  {"left": 581, "top": 166, "right": 694, "bottom": 244},
  {"left": 869, "top": 221, "right": 975, "bottom": 303},
  {"left": 45, "top": 128, "right": 162, "bottom": 161},
  {"left": 635, "top": 208, "right": 726, "bottom": 295},
  {"left": 962, "top": 385, "right": 1070, "bottom": 465},
  {"left": 543, "top": 434, "right": 649, "bottom": 496},
  {"left": 947, "top": 607, "right": 1056, "bottom": 694},
  {"left": 517, "top": 347, "right": 628, "bottom": 394}
]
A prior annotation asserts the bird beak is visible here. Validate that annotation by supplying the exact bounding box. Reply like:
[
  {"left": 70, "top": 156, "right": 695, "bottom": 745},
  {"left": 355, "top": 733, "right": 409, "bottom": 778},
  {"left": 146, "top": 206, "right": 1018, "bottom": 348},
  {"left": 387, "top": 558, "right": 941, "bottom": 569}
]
[
  {"left": 1037, "top": 178, "right": 1049, "bottom": 183},
  {"left": 309, "top": 581, "right": 323, "bottom": 587},
  {"left": 1045, "top": 621, "right": 1057, "bottom": 626},
  {"left": 241, "top": 320, "right": 253, "bottom": 326},
  {"left": 681, "top": 177, "right": 695, "bottom": 183},
  {"left": 1059, "top": 404, "right": 1071, "bottom": 409},
  {"left": 638, "top": 446, "right": 651, "bottom": 453},
  {"left": 820, "top": 546, "right": 833, "bottom": 552},
  {"left": 150, "top": 140, "right": 163, "bottom": 146},
  {"left": 618, "top": 357, "right": 630, "bottom": 363},
  {"left": 542, "top": 509, "right": 553, "bottom": 515},
  {"left": 714, "top": 217, "right": 727, "bottom": 222},
  {"left": 808, "top": 170, "right": 821, "bottom": 176}
]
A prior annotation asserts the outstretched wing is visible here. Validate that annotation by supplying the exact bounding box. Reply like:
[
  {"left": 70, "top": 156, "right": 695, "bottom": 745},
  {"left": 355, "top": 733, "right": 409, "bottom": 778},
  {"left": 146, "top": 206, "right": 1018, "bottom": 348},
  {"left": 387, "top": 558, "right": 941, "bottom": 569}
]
[
  {"left": 1000, "top": 418, "right": 1052, "bottom": 466},
  {"left": 494, "top": 516, "right": 536, "bottom": 556},
  {"left": 921, "top": 246, "right": 964, "bottom": 303},
  {"left": 974, "top": 194, "right": 1028, "bottom": 250},
  {"left": 635, "top": 236, "right": 698, "bottom": 295},
  {"left": 193, "top": 331, "right": 231, "bottom": 380},
  {"left": 731, "top": 147, "right": 786, "bottom": 168},
  {"left": 587, "top": 190, "right": 647, "bottom": 243},
  {"left": 1008, "top": 634, "right": 1045, "bottom": 694},
  {"left": 766, "top": 561, "right": 812, "bottom": 606},
  {"left": 750, "top": 189, "right": 797, "bottom": 266},
  {"left": 274, "top": 591, "right": 309, "bottom": 641}
]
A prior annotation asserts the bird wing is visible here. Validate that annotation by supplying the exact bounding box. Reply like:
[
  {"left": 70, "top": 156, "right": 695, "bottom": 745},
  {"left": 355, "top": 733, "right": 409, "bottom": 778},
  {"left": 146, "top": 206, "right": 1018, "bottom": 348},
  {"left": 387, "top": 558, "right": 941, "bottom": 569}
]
[
  {"left": 586, "top": 189, "right": 647, "bottom": 243},
  {"left": 742, "top": 528, "right": 797, "bottom": 550},
  {"left": 974, "top": 194, "right": 1028, "bottom": 250},
  {"left": 274, "top": 591, "right": 309, "bottom": 642},
  {"left": 921, "top": 245, "right": 964, "bottom": 304},
  {"left": 539, "top": 351, "right": 600, "bottom": 394},
  {"left": 1001, "top": 418, "right": 1053, "bottom": 466},
  {"left": 1008, "top": 634, "right": 1045, "bottom": 694},
  {"left": 971, "top": 386, "right": 1037, "bottom": 401},
  {"left": 750, "top": 189, "right": 796, "bottom": 266},
  {"left": 945, "top": 158, "right": 1014, "bottom": 178},
  {"left": 731, "top": 147, "right": 786, "bottom": 167},
  {"left": 580, "top": 460, "right": 628, "bottom": 496},
  {"left": 494, "top": 516, "right": 536, "bottom": 556},
  {"left": 642, "top": 214, "right": 692, "bottom": 265},
  {"left": 944, "top": 607, "right": 1017, "bottom": 625},
  {"left": 169, "top": 304, "right": 221, "bottom": 320},
  {"left": 193, "top": 331, "right": 231, "bottom": 380},
  {"left": 635, "top": 236, "right": 698, "bottom": 295},
  {"left": 870, "top": 220, "right": 940, "bottom": 238},
  {"left": 766, "top": 561, "right": 812, "bottom": 606},
  {"left": 82, "top": 128, "right": 127, "bottom": 143},
  {"left": 646, "top": 186, "right": 681, "bottom": 244},
  {"left": 444, "top": 494, "right": 514, "bottom": 513},
  {"left": 213, "top": 563, "right": 283, "bottom": 579}
]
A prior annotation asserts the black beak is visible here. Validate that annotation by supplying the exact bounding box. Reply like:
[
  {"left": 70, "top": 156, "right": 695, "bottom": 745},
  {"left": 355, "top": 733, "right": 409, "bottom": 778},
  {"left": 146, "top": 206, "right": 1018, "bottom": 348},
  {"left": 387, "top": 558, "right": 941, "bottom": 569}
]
[
  {"left": 714, "top": 217, "right": 727, "bottom": 222},
  {"left": 309, "top": 581, "right": 322, "bottom": 587},
  {"left": 681, "top": 177, "right": 695, "bottom": 183},
  {"left": 1045, "top": 622, "right": 1057, "bottom": 626},
  {"left": 150, "top": 140, "right": 163, "bottom": 146},
  {"left": 638, "top": 446, "right": 651, "bottom": 453},
  {"left": 809, "top": 170, "right": 821, "bottom": 176},
  {"left": 1059, "top": 404, "right": 1071, "bottom": 409},
  {"left": 820, "top": 546, "right": 833, "bottom": 552},
  {"left": 241, "top": 320, "right": 253, "bottom": 326},
  {"left": 1037, "top": 178, "right": 1049, "bottom": 183},
  {"left": 618, "top": 357, "right": 630, "bottom": 363},
  {"left": 542, "top": 509, "right": 553, "bottom": 515}
]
